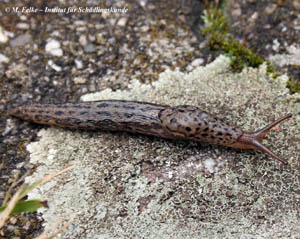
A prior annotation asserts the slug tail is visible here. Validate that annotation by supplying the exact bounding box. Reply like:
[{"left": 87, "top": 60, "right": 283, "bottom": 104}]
[
  {"left": 8, "top": 106, "right": 25, "bottom": 119},
  {"left": 231, "top": 114, "right": 292, "bottom": 164}
]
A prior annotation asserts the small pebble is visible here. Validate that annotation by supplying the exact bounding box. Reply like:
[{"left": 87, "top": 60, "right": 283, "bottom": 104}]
[
  {"left": 75, "top": 59, "right": 83, "bottom": 69},
  {"left": 10, "top": 33, "right": 31, "bottom": 47},
  {"left": 48, "top": 60, "right": 62, "bottom": 71},
  {"left": 293, "top": 0, "right": 300, "bottom": 9},
  {"left": 140, "top": 25, "right": 149, "bottom": 32},
  {"left": 79, "top": 35, "right": 87, "bottom": 46},
  {"left": 84, "top": 43, "right": 95, "bottom": 52},
  {"left": 249, "top": 12, "right": 258, "bottom": 23},
  {"left": 73, "top": 77, "right": 87, "bottom": 84},
  {"left": 272, "top": 39, "right": 280, "bottom": 52},
  {"left": 45, "top": 39, "right": 63, "bottom": 57},
  {"left": 232, "top": 8, "right": 242, "bottom": 17},
  {"left": 264, "top": 4, "right": 277, "bottom": 15},
  {"left": 3, "top": 119, "right": 14, "bottom": 136},
  {"left": 0, "top": 27, "right": 9, "bottom": 43},
  {"left": 16, "top": 22, "right": 30, "bottom": 29},
  {"left": 74, "top": 20, "right": 85, "bottom": 25},
  {"left": 0, "top": 53, "right": 9, "bottom": 64},
  {"left": 117, "top": 17, "right": 128, "bottom": 27}
]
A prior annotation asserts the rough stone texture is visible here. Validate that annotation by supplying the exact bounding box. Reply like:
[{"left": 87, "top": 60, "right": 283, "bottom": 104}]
[
  {"left": 25, "top": 56, "right": 300, "bottom": 238},
  {"left": 230, "top": 0, "right": 300, "bottom": 81}
]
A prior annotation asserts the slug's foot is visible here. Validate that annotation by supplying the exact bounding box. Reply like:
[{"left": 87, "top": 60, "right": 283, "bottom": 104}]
[{"left": 230, "top": 114, "right": 292, "bottom": 164}]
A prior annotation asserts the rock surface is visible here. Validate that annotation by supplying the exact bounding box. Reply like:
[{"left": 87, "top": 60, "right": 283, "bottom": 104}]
[{"left": 26, "top": 56, "right": 300, "bottom": 239}]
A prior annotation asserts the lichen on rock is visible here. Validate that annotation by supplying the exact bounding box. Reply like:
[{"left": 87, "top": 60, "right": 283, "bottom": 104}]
[{"left": 25, "top": 55, "right": 300, "bottom": 239}]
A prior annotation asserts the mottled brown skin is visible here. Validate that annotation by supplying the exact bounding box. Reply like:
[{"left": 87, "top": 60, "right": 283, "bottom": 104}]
[{"left": 8, "top": 100, "right": 292, "bottom": 164}]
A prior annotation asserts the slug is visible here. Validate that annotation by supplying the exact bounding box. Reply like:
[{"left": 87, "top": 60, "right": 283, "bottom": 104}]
[{"left": 8, "top": 100, "right": 292, "bottom": 164}]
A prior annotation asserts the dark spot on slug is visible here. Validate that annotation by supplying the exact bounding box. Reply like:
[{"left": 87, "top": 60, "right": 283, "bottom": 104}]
[
  {"left": 67, "top": 118, "right": 82, "bottom": 124},
  {"left": 80, "top": 111, "right": 88, "bottom": 115},
  {"left": 135, "top": 114, "right": 158, "bottom": 121},
  {"left": 217, "top": 132, "right": 223, "bottom": 136},
  {"left": 185, "top": 127, "right": 191, "bottom": 132},
  {"left": 22, "top": 114, "right": 31, "bottom": 119},
  {"left": 97, "top": 119, "right": 114, "bottom": 125},
  {"left": 170, "top": 118, "right": 177, "bottom": 124},
  {"left": 201, "top": 133, "right": 208, "bottom": 137},
  {"left": 140, "top": 107, "right": 154, "bottom": 112},
  {"left": 97, "top": 103, "right": 109, "bottom": 108},
  {"left": 166, "top": 126, "right": 172, "bottom": 132},
  {"left": 35, "top": 115, "right": 52, "bottom": 121},
  {"left": 55, "top": 111, "right": 64, "bottom": 115},
  {"left": 73, "top": 105, "right": 91, "bottom": 109},
  {"left": 124, "top": 113, "right": 133, "bottom": 118},
  {"left": 14, "top": 110, "right": 21, "bottom": 115},
  {"left": 151, "top": 122, "right": 161, "bottom": 129},
  {"left": 41, "top": 104, "right": 51, "bottom": 108},
  {"left": 86, "top": 119, "right": 96, "bottom": 124},
  {"left": 96, "top": 111, "right": 111, "bottom": 117},
  {"left": 123, "top": 105, "right": 135, "bottom": 110},
  {"left": 203, "top": 128, "right": 209, "bottom": 132}
]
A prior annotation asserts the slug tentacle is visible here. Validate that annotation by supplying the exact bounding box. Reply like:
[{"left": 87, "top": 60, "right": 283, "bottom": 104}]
[{"left": 230, "top": 114, "right": 292, "bottom": 164}]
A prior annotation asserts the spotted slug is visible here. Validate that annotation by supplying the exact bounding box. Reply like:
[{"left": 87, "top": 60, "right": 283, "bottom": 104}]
[{"left": 8, "top": 100, "right": 292, "bottom": 164}]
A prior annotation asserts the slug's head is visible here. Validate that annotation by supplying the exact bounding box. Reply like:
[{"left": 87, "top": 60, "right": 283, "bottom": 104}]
[{"left": 230, "top": 114, "right": 292, "bottom": 164}]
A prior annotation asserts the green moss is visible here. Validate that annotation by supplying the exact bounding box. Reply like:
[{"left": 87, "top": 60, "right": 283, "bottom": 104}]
[
  {"left": 201, "top": 8, "right": 267, "bottom": 72},
  {"left": 201, "top": 6, "right": 300, "bottom": 94},
  {"left": 287, "top": 78, "right": 300, "bottom": 94}
]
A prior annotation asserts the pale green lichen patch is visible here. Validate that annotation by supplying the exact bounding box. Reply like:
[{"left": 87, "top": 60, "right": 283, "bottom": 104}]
[{"left": 25, "top": 56, "right": 300, "bottom": 238}]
